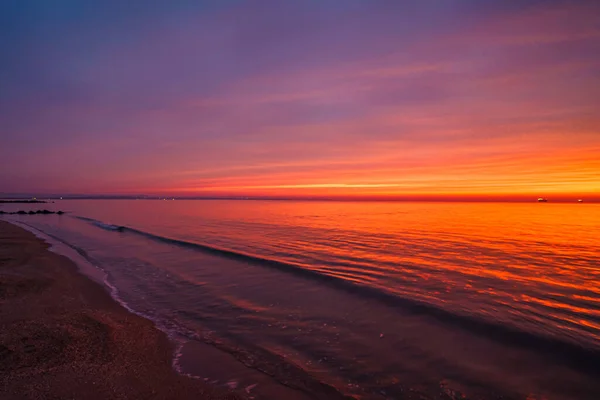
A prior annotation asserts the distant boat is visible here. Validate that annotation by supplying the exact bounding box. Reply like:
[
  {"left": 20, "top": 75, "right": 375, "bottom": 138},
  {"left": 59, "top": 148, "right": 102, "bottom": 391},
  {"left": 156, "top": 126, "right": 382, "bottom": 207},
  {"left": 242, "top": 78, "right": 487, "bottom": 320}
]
[
  {"left": 537, "top": 198, "right": 548, "bottom": 202},
  {"left": 578, "top": 199, "right": 583, "bottom": 203}
]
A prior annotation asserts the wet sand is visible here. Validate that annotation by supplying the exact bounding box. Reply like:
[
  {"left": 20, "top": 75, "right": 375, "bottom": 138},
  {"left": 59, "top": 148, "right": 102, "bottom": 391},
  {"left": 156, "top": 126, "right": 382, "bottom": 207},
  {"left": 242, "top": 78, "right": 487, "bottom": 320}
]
[{"left": 0, "top": 220, "right": 242, "bottom": 400}]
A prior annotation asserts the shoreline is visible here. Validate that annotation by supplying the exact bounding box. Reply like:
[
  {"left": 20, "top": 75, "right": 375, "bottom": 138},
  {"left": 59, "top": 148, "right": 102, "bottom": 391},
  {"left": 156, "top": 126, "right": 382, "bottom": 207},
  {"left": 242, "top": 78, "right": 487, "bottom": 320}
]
[
  {"left": 4, "top": 219, "right": 326, "bottom": 400},
  {"left": 0, "top": 220, "right": 244, "bottom": 399}
]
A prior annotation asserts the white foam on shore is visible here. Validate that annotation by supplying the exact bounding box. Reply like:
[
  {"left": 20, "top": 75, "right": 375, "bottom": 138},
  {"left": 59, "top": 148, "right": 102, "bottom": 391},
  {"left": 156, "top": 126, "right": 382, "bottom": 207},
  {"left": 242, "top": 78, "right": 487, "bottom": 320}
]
[
  {"left": 4, "top": 218, "right": 259, "bottom": 383},
  {"left": 5, "top": 218, "right": 260, "bottom": 379},
  {"left": 6, "top": 218, "right": 107, "bottom": 285},
  {"left": 2, "top": 218, "right": 191, "bottom": 376}
]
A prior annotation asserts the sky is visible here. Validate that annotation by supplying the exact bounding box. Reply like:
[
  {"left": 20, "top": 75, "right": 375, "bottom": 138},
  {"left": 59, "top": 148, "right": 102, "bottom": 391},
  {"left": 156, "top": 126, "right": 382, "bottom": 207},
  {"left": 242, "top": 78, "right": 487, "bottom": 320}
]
[{"left": 1, "top": 0, "right": 599, "bottom": 200}]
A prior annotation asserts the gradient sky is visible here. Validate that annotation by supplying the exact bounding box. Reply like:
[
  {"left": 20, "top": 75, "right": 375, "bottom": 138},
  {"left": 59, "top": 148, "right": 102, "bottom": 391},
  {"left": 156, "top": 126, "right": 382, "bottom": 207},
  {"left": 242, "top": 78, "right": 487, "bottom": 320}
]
[{"left": 1, "top": 0, "right": 599, "bottom": 199}]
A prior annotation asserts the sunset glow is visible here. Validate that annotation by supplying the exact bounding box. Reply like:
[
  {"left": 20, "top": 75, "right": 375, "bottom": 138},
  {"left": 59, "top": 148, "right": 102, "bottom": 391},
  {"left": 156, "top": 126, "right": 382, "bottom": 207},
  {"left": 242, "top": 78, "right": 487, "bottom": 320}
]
[{"left": 1, "top": 1, "right": 598, "bottom": 200}]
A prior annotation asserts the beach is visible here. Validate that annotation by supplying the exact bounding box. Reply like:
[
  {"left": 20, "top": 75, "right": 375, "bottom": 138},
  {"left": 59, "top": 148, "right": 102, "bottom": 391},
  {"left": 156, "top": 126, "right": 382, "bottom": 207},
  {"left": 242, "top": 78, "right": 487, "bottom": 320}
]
[{"left": 0, "top": 220, "right": 240, "bottom": 400}]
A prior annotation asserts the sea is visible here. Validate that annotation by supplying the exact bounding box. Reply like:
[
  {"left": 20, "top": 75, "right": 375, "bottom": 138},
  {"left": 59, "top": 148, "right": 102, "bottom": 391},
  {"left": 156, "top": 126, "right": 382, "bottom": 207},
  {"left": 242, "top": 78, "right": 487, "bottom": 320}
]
[{"left": 2, "top": 200, "right": 599, "bottom": 399}]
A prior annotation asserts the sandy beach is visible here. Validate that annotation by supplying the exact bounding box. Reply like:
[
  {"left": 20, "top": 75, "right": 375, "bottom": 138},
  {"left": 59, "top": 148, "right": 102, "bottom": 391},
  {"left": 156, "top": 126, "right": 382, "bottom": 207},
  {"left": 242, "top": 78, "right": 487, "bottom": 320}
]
[{"left": 0, "top": 220, "right": 241, "bottom": 400}]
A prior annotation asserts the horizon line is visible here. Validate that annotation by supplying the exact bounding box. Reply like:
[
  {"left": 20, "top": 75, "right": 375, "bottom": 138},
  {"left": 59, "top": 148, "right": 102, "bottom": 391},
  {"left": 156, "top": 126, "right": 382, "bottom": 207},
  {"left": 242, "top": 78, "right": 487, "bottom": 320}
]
[{"left": 1, "top": 194, "right": 597, "bottom": 203}]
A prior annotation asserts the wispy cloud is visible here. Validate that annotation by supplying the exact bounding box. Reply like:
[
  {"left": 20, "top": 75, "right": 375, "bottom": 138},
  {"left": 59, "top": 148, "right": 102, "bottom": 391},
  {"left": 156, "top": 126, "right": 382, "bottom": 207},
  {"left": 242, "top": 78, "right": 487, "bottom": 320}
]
[{"left": 0, "top": 0, "right": 598, "bottom": 197}]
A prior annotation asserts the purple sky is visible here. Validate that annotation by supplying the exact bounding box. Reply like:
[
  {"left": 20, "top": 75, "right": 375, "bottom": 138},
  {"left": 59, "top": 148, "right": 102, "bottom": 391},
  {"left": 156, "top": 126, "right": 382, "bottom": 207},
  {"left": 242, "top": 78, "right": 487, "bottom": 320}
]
[{"left": 1, "top": 0, "right": 599, "bottom": 198}]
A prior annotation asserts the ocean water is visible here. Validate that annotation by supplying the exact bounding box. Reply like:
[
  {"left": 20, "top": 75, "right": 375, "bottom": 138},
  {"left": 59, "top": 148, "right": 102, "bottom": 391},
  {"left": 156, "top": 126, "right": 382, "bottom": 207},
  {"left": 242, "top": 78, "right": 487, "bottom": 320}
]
[{"left": 2, "top": 200, "right": 599, "bottom": 399}]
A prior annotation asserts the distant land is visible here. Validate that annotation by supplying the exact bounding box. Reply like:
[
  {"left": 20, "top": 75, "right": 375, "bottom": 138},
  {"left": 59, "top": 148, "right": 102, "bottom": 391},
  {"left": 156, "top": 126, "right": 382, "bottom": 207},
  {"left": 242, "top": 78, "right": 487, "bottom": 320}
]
[{"left": 0, "top": 199, "right": 47, "bottom": 204}]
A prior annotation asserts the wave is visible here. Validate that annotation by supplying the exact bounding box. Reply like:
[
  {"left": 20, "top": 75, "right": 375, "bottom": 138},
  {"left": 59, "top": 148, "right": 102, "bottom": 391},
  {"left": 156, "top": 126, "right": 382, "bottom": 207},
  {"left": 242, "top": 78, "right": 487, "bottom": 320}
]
[
  {"left": 75, "top": 216, "right": 125, "bottom": 231},
  {"left": 76, "top": 215, "right": 600, "bottom": 375},
  {"left": 95, "top": 222, "right": 125, "bottom": 231}
]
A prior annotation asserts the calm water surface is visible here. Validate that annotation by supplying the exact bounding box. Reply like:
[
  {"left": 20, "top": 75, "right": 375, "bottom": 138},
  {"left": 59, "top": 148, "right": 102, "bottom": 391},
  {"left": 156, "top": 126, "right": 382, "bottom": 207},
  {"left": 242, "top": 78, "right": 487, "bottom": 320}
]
[{"left": 2, "top": 200, "right": 599, "bottom": 399}]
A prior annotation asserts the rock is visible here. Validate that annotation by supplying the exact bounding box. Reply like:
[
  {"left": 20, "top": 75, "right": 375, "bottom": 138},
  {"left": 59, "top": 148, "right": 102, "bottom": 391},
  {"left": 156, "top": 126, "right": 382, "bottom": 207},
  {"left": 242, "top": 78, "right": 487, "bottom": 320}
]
[{"left": 2, "top": 209, "right": 63, "bottom": 216}]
